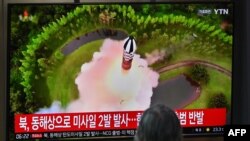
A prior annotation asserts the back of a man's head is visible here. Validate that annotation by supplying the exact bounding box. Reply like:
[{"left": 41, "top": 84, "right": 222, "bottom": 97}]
[{"left": 135, "top": 104, "right": 182, "bottom": 141}]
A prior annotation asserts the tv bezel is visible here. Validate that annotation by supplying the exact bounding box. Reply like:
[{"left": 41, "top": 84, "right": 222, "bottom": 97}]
[{"left": 3, "top": 0, "right": 246, "bottom": 141}]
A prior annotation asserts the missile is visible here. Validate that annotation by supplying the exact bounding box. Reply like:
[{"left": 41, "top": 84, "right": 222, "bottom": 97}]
[{"left": 122, "top": 36, "right": 137, "bottom": 70}]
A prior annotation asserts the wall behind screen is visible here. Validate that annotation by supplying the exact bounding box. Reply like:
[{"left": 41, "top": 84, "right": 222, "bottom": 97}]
[
  {"left": 1, "top": 0, "right": 6, "bottom": 141},
  {"left": 232, "top": 0, "right": 250, "bottom": 124}
]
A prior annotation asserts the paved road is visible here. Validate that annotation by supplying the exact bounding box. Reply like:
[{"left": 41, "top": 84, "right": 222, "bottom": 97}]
[
  {"left": 156, "top": 60, "right": 232, "bottom": 77},
  {"left": 61, "top": 28, "right": 128, "bottom": 55}
]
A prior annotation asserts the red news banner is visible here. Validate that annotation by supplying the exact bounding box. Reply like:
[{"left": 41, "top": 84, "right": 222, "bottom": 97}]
[{"left": 15, "top": 108, "right": 226, "bottom": 133}]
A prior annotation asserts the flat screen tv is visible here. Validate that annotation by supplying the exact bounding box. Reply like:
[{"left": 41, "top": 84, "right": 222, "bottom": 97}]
[{"left": 7, "top": 0, "right": 233, "bottom": 140}]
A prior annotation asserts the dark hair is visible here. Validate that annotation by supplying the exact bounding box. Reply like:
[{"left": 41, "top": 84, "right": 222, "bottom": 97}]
[{"left": 135, "top": 104, "right": 182, "bottom": 141}]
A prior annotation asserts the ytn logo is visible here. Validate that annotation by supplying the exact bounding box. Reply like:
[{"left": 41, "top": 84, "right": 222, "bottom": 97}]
[
  {"left": 228, "top": 129, "right": 247, "bottom": 136},
  {"left": 214, "top": 9, "right": 229, "bottom": 15}
]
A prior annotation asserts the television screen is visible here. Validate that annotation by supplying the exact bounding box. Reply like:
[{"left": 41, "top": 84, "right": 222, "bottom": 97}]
[{"left": 9, "top": 2, "right": 233, "bottom": 140}]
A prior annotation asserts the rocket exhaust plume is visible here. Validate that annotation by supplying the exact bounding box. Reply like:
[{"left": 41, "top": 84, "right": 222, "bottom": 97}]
[
  {"left": 36, "top": 38, "right": 159, "bottom": 113},
  {"left": 122, "top": 36, "right": 136, "bottom": 70}
]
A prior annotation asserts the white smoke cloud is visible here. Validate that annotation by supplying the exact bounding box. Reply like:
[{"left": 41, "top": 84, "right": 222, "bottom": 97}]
[
  {"left": 35, "top": 101, "right": 65, "bottom": 114},
  {"left": 145, "top": 49, "right": 166, "bottom": 65},
  {"left": 36, "top": 38, "right": 159, "bottom": 114}
]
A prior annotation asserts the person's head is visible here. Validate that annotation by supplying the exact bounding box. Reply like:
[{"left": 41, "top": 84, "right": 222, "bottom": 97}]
[{"left": 135, "top": 104, "right": 182, "bottom": 141}]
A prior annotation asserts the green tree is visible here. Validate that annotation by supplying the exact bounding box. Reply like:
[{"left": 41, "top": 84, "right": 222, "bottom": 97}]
[
  {"left": 10, "top": 88, "right": 22, "bottom": 113},
  {"left": 190, "top": 64, "right": 210, "bottom": 84},
  {"left": 207, "top": 93, "right": 228, "bottom": 108},
  {"left": 142, "top": 5, "right": 150, "bottom": 14},
  {"left": 54, "top": 50, "right": 64, "bottom": 60}
]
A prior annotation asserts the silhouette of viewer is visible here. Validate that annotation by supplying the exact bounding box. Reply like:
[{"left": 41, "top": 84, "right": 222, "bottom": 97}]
[{"left": 135, "top": 104, "right": 182, "bottom": 141}]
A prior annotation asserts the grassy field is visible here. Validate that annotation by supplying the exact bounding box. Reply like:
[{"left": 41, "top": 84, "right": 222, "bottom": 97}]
[
  {"left": 170, "top": 50, "right": 232, "bottom": 70},
  {"left": 46, "top": 40, "right": 104, "bottom": 106},
  {"left": 159, "top": 67, "right": 189, "bottom": 81},
  {"left": 137, "top": 37, "right": 232, "bottom": 71}
]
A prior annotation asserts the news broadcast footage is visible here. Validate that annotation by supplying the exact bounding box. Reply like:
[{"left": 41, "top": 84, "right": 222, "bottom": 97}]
[{"left": 9, "top": 3, "right": 233, "bottom": 140}]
